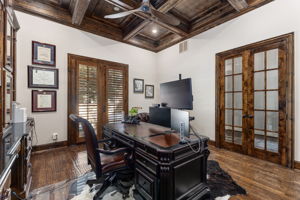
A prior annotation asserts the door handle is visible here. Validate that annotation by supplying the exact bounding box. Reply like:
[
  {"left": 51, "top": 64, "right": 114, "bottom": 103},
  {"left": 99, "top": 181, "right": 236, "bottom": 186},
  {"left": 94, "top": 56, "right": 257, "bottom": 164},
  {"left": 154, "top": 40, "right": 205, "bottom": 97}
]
[
  {"left": 243, "top": 115, "right": 254, "bottom": 119},
  {"left": 102, "top": 105, "right": 106, "bottom": 112}
]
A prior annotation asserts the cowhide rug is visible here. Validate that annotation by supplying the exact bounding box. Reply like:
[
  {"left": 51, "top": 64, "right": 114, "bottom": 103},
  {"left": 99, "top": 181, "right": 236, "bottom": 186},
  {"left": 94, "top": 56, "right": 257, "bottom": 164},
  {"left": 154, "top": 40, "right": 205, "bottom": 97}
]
[{"left": 29, "top": 160, "right": 246, "bottom": 200}]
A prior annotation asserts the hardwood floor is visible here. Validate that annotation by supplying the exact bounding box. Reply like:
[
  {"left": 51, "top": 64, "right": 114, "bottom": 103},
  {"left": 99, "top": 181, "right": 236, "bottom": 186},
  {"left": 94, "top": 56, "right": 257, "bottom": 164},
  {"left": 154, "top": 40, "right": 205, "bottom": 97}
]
[
  {"left": 31, "top": 145, "right": 91, "bottom": 190},
  {"left": 30, "top": 145, "right": 300, "bottom": 199}
]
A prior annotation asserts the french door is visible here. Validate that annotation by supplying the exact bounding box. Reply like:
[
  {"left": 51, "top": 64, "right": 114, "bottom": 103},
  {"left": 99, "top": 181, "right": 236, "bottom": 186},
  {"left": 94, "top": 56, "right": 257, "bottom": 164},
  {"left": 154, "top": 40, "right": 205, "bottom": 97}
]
[
  {"left": 216, "top": 34, "right": 294, "bottom": 167},
  {"left": 68, "top": 54, "right": 128, "bottom": 144}
]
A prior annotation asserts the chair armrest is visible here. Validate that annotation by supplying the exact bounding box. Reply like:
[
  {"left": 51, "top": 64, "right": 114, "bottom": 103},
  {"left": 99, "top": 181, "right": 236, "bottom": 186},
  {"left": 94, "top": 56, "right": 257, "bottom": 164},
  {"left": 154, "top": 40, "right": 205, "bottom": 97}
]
[
  {"left": 97, "top": 147, "right": 131, "bottom": 155},
  {"left": 97, "top": 138, "right": 113, "bottom": 144}
]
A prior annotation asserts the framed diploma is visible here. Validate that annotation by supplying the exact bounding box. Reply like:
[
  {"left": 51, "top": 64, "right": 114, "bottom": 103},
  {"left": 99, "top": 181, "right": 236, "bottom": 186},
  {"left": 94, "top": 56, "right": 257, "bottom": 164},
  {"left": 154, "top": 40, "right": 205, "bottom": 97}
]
[
  {"left": 28, "top": 66, "right": 59, "bottom": 89},
  {"left": 32, "top": 41, "right": 56, "bottom": 66},
  {"left": 32, "top": 90, "right": 57, "bottom": 112}
]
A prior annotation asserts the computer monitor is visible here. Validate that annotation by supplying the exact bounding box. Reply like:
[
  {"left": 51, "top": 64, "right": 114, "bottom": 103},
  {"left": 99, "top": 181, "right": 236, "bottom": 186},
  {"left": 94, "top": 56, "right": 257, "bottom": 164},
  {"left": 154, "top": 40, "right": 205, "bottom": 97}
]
[
  {"left": 160, "top": 78, "right": 193, "bottom": 110},
  {"left": 171, "top": 109, "right": 190, "bottom": 138}
]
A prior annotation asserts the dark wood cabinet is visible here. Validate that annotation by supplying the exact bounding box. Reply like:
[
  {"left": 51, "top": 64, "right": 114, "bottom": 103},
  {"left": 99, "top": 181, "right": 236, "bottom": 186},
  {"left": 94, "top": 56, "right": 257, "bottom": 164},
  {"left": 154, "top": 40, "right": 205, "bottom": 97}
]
[
  {"left": 0, "top": 0, "right": 19, "bottom": 131},
  {"left": 0, "top": 119, "right": 34, "bottom": 200}
]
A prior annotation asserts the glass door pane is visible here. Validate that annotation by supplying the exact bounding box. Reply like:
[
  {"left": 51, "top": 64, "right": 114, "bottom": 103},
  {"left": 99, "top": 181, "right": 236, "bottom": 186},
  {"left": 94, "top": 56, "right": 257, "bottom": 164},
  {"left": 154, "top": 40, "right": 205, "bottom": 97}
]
[
  {"left": 224, "top": 56, "right": 243, "bottom": 145},
  {"left": 253, "top": 49, "right": 279, "bottom": 153}
]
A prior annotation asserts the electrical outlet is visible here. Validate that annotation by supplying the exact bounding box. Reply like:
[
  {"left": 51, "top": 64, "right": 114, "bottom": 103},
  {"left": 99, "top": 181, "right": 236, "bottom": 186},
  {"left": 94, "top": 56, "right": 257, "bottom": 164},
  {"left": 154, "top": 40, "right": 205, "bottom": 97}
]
[{"left": 52, "top": 133, "right": 58, "bottom": 141}]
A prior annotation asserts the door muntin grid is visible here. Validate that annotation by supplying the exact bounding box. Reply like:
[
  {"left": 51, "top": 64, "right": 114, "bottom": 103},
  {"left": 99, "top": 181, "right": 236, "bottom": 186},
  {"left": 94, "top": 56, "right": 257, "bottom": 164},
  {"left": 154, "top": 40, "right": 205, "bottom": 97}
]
[
  {"left": 253, "top": 49, "right": 279, "bottom": 153},
  {"left": 224, "top": 56, "right": 243, "bottom": 145}
]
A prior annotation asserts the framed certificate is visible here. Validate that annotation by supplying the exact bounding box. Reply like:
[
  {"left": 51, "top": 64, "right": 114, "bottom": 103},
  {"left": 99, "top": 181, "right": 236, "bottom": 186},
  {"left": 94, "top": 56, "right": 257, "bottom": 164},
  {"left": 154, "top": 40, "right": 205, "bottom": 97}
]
[
  {"left": 32, "top": 41, "right": 56, "bottom": 66},
  {"left": 32, "top": 90, "right": 57, "bottom": 112},
  {"left": 28, "top": 66, "right": 59, "bottom": 89}
]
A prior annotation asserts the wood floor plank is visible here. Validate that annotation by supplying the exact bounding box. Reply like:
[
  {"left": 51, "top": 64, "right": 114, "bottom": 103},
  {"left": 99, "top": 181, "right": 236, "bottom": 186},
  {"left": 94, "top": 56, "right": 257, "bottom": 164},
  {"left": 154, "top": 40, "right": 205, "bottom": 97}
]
[{"left": 30, "top": 145, "right": 300, "bottom": 199}]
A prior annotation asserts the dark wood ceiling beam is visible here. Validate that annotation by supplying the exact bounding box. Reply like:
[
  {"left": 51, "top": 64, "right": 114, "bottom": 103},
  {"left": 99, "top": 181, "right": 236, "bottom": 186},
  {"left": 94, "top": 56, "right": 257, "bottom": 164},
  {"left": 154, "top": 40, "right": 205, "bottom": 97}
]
[
  {"left": 59, "top": 0, "right": 70, "bottom": 9},
  {"left": 191, "top": 4, "right": 233, "bottom": 27},
  {"left": 69, "top": 0, "right": 76, "bottom": 14},
  {"left": 155, "top": 33, "right": 182, "bottom": 52},
  {"left": 227, "top": 0, "right": 248, "bottom": 11},
  {"left": 86, "top": 0, "right": 102, "bottom": 16},
  {"left": 105, "top": 0, "right": 187, "bottom": 37},
  {"left": 123, "top": 0, "right": 186, "bottom": 40},
  {"left": 11, "top": 0, "right": 122, "bottom": 42},
  {"left": 71, "top": 0, "right": 91, "bottom": 25}
]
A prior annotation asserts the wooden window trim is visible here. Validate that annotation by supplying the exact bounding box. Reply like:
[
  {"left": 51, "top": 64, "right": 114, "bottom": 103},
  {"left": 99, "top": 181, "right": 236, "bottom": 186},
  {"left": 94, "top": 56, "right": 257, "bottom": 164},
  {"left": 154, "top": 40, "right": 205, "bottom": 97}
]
[{"left": 68, "top": 54, "right": 128, "bottom": 145}]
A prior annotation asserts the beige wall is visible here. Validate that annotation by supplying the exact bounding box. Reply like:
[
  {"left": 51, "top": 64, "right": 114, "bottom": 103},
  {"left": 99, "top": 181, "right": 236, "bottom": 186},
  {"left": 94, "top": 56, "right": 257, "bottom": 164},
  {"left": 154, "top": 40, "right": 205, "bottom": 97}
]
[{"left": 16, "top": 11, "right": 159, "bottom": 146}]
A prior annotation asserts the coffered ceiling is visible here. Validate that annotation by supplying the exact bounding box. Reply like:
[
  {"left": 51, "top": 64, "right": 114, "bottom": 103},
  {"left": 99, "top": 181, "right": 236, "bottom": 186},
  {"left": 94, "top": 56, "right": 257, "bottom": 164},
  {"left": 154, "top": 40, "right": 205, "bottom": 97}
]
[{"left": 11, "top": 0, "right": 273, "bottom": 52}]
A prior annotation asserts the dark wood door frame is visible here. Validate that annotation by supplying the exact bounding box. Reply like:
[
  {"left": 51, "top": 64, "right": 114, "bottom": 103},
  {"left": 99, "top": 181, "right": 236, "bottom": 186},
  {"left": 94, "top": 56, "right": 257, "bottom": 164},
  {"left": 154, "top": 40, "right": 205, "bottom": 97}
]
[
  {"left": 215, "top": 33, "right": 294, "bottom": 168},
  {"left": 68, "top": 54, "right": 129, "bottom": 145}
]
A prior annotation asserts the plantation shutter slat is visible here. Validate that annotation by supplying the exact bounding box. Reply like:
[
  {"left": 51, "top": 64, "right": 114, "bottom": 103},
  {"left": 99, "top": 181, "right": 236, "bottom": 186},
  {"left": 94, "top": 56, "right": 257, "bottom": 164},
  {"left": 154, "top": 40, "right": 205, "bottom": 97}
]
[
  {"left": 106, "top": 68, "right": 126, "bottom": 123},
  {"left": 77, "top": 64, "right": 98, "bottom": 137},
  {"left": 68, "top": 55, "right": 128, "bottom": 145}
]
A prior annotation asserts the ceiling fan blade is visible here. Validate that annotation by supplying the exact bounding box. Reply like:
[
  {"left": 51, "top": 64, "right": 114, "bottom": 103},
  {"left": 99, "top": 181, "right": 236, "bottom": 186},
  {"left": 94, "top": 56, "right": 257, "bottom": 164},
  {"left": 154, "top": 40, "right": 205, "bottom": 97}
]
[
  {"left": 151, "top": 9, "right": 181, "bottom": 26},
  {"left": 104, "top": 9, "right": 140, "bottom": 19}
]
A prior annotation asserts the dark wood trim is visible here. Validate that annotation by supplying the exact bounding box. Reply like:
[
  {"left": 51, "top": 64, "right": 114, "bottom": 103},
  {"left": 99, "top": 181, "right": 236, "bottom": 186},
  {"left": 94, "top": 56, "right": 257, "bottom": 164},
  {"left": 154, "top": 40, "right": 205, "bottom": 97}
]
[
  {"left": 208, "top": 140, "right": 216, "bottom": 147},
  {"left": 32, "top": 141, "right": 68, "bottom": 152},
  {"left": 294, "top": 161, "right": 300, "bottom": 170},
  {"left": 68, "top": 54, "right": 129, "bottom": 145}
]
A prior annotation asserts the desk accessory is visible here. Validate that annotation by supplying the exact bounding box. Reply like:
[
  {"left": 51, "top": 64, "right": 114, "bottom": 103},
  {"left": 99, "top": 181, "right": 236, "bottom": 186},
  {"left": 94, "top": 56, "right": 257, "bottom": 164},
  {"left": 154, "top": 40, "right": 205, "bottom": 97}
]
[
  {"left": 179, "top": 122, "right": 188, "bottom": 144},
  {"left": 122, "top": 116, "right": 140, "bottom": 124}
]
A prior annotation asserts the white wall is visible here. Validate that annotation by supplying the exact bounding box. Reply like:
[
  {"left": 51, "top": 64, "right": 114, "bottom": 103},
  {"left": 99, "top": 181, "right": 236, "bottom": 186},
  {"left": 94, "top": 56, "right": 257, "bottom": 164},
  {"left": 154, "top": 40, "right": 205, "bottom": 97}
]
[
  {"left": 157, "top": 0, "right": 300, "bottom": 161},
  {"left": 16, "top": 0, "right": 300, "bottom": 161},
  {"left": 16, "top": 11, "right": 159, "bottom": 146}
]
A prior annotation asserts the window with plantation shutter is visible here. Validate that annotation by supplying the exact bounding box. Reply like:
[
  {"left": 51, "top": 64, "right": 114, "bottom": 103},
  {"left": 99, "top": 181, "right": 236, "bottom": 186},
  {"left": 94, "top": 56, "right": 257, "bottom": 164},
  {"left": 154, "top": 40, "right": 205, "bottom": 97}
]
[
  {"left": 68, "top": 54, "right": 128, "bottom": 145},
  {"left": 78, "top": 64, "right": 98, "bottom": 137},
  {"left": 106, "top": 68, "right": 126, "bottom": 123}
]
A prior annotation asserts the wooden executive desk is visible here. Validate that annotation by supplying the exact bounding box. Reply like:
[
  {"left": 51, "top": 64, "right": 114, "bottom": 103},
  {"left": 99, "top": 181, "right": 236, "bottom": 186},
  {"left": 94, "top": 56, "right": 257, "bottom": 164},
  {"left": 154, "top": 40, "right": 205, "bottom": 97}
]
[{"left": 103, "top": 122, "right": 210, "bottom": 200}]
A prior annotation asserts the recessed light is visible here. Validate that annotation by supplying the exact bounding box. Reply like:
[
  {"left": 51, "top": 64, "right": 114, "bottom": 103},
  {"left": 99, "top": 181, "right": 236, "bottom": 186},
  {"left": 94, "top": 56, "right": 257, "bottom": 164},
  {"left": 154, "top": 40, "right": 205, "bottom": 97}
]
[
  {"left": 114, "top": 7, "right": 120, "bottom": 12},
  {"left": 152, "top": 29, "right": 158, "bottom": 34}
]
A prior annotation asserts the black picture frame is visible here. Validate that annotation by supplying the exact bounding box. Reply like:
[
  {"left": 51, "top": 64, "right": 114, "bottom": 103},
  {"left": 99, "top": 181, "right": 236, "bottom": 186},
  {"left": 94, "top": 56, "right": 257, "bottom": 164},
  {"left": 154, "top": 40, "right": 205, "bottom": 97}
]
[
  {"left": 32, "top": 90, "right": 57, "bottom": 112},
  {"left": 133, "top": 78, "right": 144, "bottom": 93},
  {"left": 28, "top": 66, "right": 59, "bottom": 89},
  {"left": 145, "top": 85, "right": 154, "bottom": 99},
  {"left": 32, "top": 41, "right": 56, "bottom": 66}
]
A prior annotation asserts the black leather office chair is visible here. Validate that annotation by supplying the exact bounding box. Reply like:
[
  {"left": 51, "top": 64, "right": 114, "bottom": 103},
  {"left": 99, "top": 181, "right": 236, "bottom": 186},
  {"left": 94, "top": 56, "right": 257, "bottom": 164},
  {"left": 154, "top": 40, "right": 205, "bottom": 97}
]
[{"left": 69, "top": 114, "right": 134, "bottom": 200}]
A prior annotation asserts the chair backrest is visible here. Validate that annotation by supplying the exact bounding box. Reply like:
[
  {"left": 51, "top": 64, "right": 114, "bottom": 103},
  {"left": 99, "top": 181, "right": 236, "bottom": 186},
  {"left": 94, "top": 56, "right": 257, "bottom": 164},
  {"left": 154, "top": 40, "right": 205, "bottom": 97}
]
[{"left": 69, "top": 114, "right": 102, "bottom": 178}]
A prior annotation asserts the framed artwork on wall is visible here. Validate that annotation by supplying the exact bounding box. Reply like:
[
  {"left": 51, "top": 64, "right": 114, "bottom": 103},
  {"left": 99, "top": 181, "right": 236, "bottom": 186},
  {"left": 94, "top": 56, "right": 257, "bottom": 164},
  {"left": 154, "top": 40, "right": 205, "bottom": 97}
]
[
  {"left": 133, "top": 78, "right": 144, "bottom": 93},
  {"left": 32, "top": 41, "right": 56, "bottom": 66},
  {"left": 28, "top": 66, "right": 59, "bottom": 89},
  {"left": 32, "top": 90, "right": 57, "bottom": 112},
  {"left": 145, "top": 85, "right": 154, "bottom": 98}
]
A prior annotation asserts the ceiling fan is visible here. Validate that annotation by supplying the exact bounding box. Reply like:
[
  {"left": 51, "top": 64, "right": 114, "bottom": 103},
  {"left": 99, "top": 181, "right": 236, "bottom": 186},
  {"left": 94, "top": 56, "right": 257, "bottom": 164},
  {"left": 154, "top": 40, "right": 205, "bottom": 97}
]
[{"left": 104, "top": 0, "right": 181, "bottom": 26}]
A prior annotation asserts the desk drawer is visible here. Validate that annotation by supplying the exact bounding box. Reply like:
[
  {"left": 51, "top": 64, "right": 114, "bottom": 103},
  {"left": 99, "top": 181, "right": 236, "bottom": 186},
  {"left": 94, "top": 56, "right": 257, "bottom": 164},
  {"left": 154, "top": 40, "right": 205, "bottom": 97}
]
[
  {"left": 135, "top": 164, "right": 158, "bottom": 200},
  {"left": 135, "top": 152, "right": 157, "bottom": 175},
  {"left": 113, "top": 132, "right": 134, "bottom": 148}
]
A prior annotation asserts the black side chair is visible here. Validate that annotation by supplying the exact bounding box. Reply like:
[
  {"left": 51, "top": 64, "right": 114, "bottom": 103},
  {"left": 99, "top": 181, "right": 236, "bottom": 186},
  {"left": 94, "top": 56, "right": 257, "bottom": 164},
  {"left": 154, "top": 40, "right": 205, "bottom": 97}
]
[{"left": 69, "top": 114, "right": 134, "bottom": 200}]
